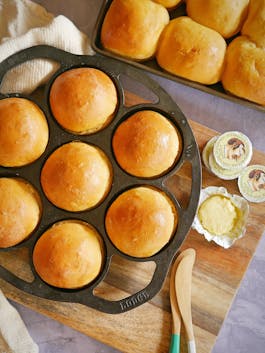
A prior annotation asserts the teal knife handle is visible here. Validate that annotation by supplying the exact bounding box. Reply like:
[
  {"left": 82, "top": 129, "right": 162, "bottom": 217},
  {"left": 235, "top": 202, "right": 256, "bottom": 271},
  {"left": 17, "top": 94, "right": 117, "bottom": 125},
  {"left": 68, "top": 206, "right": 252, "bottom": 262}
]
[{"left": 169, "top": 334, "right": 180, "bottom": 353}]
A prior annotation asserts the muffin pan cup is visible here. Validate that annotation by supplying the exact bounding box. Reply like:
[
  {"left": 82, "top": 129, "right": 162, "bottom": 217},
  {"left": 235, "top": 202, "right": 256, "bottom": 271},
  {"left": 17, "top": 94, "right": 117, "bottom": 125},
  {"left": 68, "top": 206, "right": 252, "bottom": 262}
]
[{"left": 0, "top": 45, "right": 201, "bottom": 314}]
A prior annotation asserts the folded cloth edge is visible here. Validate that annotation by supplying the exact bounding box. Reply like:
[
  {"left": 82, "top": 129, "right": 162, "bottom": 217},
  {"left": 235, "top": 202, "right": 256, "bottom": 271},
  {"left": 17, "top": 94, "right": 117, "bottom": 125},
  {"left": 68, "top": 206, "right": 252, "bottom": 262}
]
[
  {"left": 0, "top": 0, "right": 54, "bottom": 40},
  {"left": 0, "top": 289, "right": 38, "bottom": 353}
]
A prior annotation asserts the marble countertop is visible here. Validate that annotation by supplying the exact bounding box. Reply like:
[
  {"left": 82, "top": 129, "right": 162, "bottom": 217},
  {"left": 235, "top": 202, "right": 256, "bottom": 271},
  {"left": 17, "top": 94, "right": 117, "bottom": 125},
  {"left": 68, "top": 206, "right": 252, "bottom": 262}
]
[{"left": 5, "top": 1, "right": 265, "bottom": 352}]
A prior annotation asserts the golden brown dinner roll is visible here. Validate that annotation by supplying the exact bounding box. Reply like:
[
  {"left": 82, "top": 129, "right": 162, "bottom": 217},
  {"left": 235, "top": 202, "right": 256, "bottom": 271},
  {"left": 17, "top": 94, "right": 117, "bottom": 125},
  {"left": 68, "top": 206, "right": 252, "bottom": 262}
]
[
  {"left": 49, "top": 67, "right": 117, "bottom": 134},
  {"left": 0, "top": 178, "right": 41, "bottom": 248},
  {"left": 112, "top": 110, "right": 182, "bottom": 177},
  {"left": 241, "top": 0, "right": 265, "bottom": 48},
  {"left": 156, "top": 17, "right": 227, "bottom": 85},
  {"left": 0, "top": 97, "right": 48, "bottom": 167},
  {"left": 152, "top": 0, "right": 182, "bottom": 9},
  {"left": 100, "top": 0, "right": 169, "bottom": 60},
  {"left": 33, "top": 220, "right": 104, "bottom": 289},
  {"left": 221, "top": 36, "right": 265, "bottom": 106},
  {"left": 105, "top": 186, "right": 177, "bottom": 258},
  {"left": 41, "top": 141, "right": 112, "bottom": 212},
  {"left": 186, "top": 0, "right": 249, "bottom": 38}
]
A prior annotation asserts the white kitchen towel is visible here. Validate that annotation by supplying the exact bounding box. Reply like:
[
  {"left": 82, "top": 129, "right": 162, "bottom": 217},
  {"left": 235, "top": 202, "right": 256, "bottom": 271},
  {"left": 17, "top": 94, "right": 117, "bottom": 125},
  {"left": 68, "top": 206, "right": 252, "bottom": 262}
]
[
  {"left": 0, "top": 0, "right": 94, "bottom": 94},
  {"left": 0, "top": 290, "right": 38, "bottom": 353}
]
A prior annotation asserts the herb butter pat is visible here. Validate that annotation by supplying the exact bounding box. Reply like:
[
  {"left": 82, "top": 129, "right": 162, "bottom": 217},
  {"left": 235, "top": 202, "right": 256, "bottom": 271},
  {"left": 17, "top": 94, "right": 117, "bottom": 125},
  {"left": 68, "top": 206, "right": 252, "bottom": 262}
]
[
  {"left": 198, "top": 195, "right": 238, "bottom": 235},
  {"left": 192, "top": 186, "right": 249, "bottom": 248}
]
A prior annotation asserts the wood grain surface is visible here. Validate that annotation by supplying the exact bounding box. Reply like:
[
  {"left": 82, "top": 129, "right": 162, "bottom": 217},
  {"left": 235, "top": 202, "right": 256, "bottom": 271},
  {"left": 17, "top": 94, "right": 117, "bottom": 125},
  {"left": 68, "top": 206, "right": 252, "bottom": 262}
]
[{"left": 0, "top": 92, "right": 264, "bottom": 353}]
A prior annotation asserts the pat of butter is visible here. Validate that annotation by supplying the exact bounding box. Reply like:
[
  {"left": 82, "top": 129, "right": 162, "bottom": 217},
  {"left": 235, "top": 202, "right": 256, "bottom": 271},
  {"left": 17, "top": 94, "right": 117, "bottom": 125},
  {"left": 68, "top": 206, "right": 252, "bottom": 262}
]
[
  {"left": 192, "top": 186, "right": 249, "bottom": 248},
  {"left": 198, "top": 195, "right": 238, "bottom": 235}
]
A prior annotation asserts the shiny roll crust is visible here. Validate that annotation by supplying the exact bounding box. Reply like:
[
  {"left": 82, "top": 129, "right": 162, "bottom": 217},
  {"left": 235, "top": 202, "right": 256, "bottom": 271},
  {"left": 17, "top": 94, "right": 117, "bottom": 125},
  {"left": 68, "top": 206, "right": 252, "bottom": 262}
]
[
  {"left": 33, "top": 220, "right": 104, "bottom": 289},
  {"left": 0, "top": 97, "right": 49, "bottom": 167},
  {"left": 112, "top": 110, "right": 182, "bottom": 177},
  {"left": 105, "top": 186, "right": 177, "bottom": 258},
  {"left": 186, "top": 0, "right": 249, "bottom": 38},
  {"left": 156, "top": 17, "right": 227, "bottom": 85},
  {"left": 221, "top": 36, "right": 265, "bottom": 106},
  {"left": 0, "top": 178, "right": 41, "bottom": 248},
  {"left": 49, "top": 67, "right": 118, "bottom": 134},
  {"left": 100, "top": 0, "right": 169, "bottom": 60},
  {"left": 41, "top": 142, "right": 112, "bottom": 212}
]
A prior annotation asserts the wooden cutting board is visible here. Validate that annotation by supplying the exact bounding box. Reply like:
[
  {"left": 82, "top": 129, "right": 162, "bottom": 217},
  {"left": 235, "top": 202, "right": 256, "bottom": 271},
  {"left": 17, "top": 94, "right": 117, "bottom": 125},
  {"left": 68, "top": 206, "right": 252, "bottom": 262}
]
[{"left": 0, "top": 92, "right": 265, "bottom": 353}]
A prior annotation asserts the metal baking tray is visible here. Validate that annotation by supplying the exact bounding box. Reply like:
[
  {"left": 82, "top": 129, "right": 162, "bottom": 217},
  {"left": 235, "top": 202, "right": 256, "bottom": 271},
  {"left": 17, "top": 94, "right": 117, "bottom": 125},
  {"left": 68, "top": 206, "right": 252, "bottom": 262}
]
[
  {"left": 0, "top": 45, "right": 201, "bottom": 314},
  {"left": 92, "top": 0, "right": 265, "bottom": 114}
]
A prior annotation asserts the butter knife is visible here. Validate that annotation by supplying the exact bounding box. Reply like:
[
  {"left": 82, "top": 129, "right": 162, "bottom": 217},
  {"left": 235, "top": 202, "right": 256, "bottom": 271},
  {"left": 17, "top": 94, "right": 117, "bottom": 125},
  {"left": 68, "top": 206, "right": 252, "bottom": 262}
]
[{"left": 175, "top": 248, "right": 196, "bottom": 353}]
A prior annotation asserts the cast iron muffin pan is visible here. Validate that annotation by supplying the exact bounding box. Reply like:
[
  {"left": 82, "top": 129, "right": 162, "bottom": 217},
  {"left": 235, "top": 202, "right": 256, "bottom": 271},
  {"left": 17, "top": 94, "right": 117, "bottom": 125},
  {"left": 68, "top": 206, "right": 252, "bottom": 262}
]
[{"left": 0, "top": 45, "right": 201, "bottom": 314}]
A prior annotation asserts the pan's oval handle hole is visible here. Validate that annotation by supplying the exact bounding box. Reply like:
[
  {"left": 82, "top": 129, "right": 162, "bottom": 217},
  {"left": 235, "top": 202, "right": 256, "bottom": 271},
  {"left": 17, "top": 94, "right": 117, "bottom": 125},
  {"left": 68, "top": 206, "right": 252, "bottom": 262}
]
[
  {"left": 119, "top": 74, "right": 159, "bottom": 107},
  {"left": 164, "top": 160, "right": 193, "bottom": 210},
  {"left": 93, "top": 254, "right": 156, "bottom": 301},
  {"left": 0, "top": 247, "right": 34, "bottom": 283}
]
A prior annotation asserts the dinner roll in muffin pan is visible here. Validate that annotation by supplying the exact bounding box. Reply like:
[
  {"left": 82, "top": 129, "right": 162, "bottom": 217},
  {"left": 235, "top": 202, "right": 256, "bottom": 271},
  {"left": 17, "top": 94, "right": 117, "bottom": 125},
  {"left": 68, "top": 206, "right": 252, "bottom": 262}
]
[{"left": 0, "top": 45, "right": 201, "bottom": 313}]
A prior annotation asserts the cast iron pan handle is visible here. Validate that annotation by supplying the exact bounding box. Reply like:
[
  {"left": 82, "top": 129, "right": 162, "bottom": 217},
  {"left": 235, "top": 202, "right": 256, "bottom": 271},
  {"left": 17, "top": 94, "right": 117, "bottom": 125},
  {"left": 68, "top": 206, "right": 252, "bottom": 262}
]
[{"left": 87, "top": 258, "right": 171, "bottom": 313}]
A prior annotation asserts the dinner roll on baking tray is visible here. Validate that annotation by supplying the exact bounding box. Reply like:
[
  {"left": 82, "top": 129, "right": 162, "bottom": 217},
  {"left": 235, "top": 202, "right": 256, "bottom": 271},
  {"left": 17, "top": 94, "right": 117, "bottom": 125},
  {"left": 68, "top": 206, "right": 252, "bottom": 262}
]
[
  {"left": 100, "top": 0, "right": 169, "bottom": 60},
  {"left": 105, "top": 186, "right": 177, "bottom": 258},
  {"left": 0, "top": 97, "right": 48, "bottom": 167},
  {"left": 41, "top": 141, "right": 112, "bottom": 212},
  {"left": 0, "top": 178, "right": 41, "bottom": 248},
  {"left": 186, "top": 0, "right": 249, "bottom": 38},
  {"left": 221, "top": 36, "right": 265, "bottom": 106},
  {"left": 33, "top": 220, "right": 104, "bottom": 289},
  {"left": 152, "top": 0, "right": 182, "bottom": 10},
  {"left": 156, "top": 17, "right": 227, "bottom": 85},
  {"left": 112, "top": 110, "right": 182, "bottom": 178},
  {"left": 49, "top": 67, "right": 117, "bottom": 134},
  {"left": 242, "top": 0, "right": 265, "bottom": 48}
]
